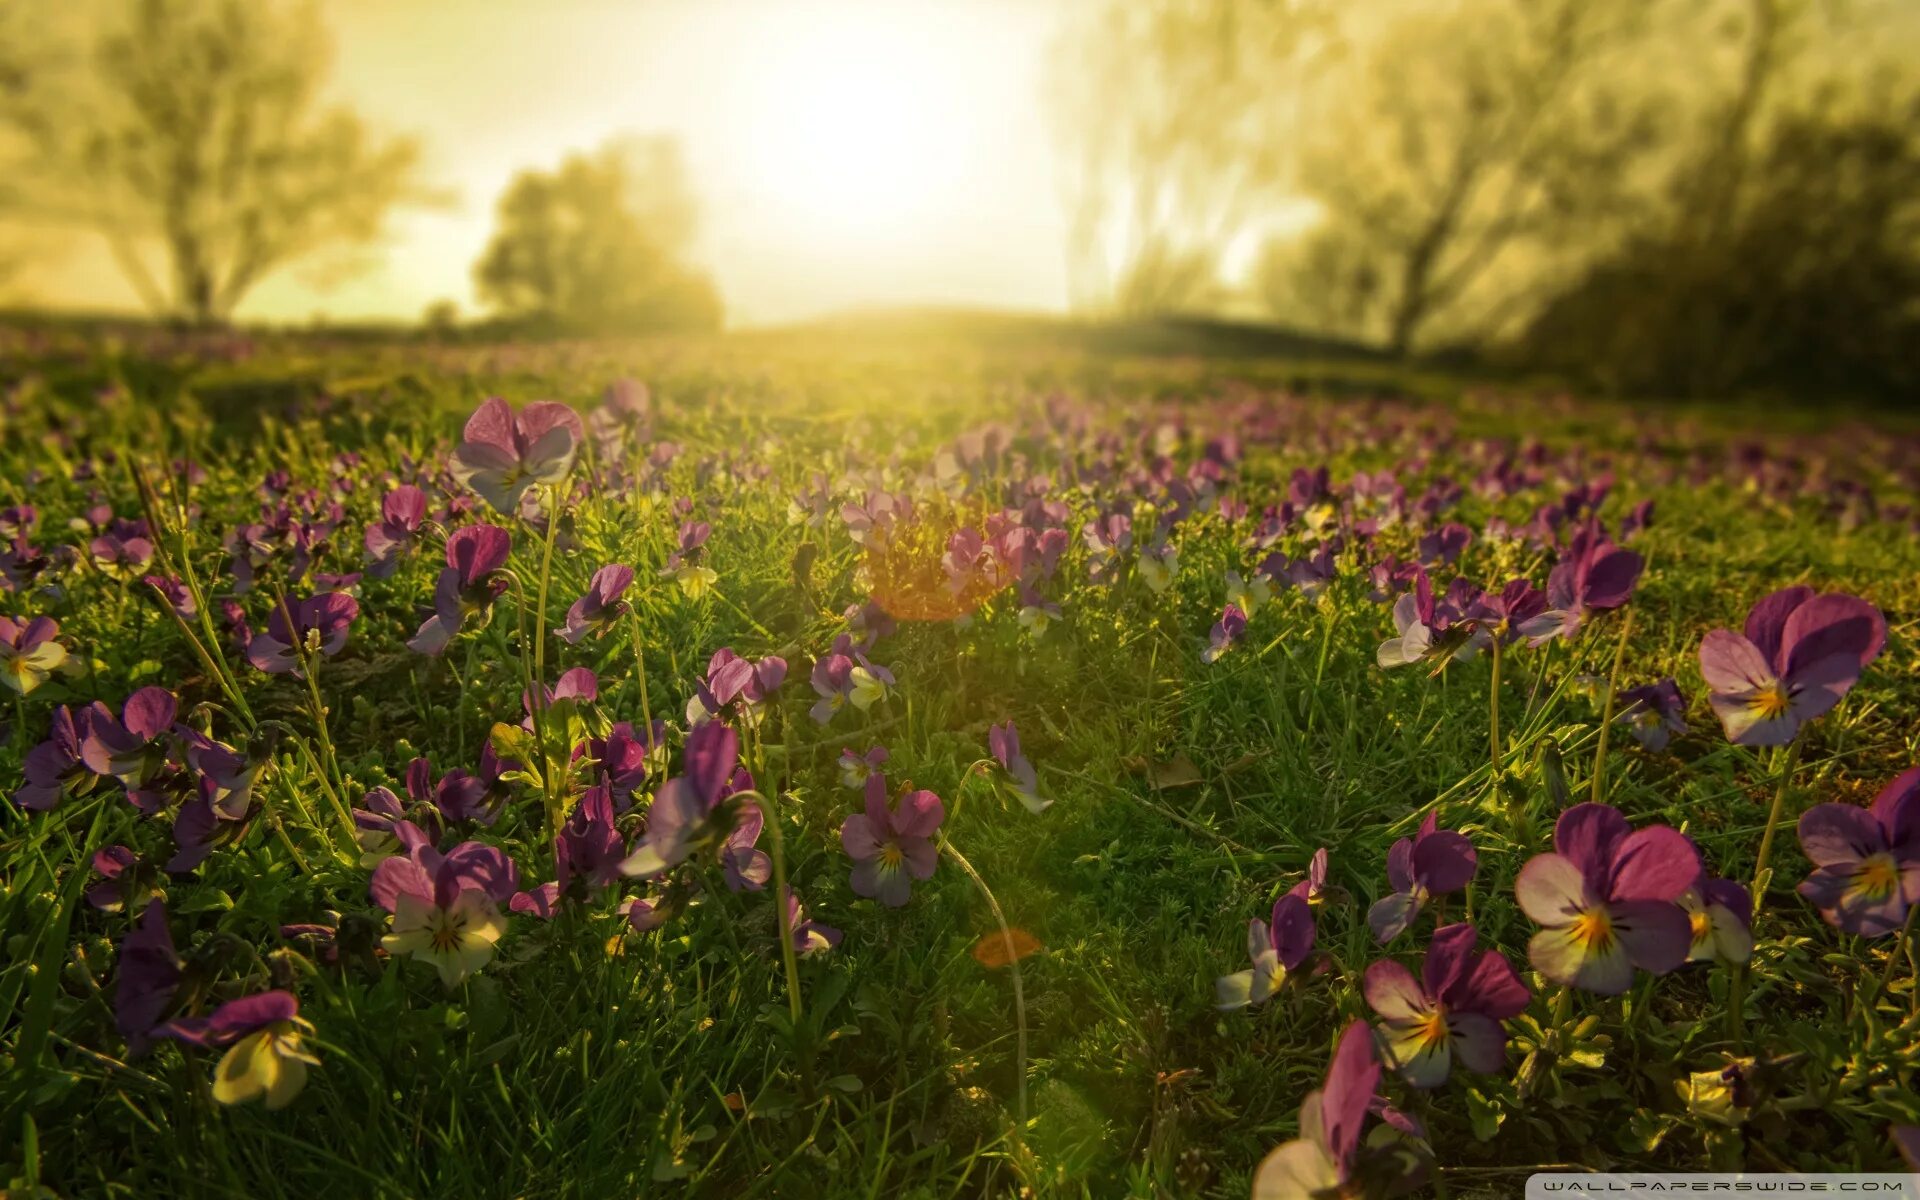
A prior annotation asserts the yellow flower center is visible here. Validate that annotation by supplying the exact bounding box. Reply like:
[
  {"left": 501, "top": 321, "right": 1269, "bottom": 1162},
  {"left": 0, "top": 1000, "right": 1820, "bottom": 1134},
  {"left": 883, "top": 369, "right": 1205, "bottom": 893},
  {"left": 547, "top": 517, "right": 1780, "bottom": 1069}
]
[
  {"left": 1689, "top": 909, "right": 1713, "bottom": 944},
  {"left": 1570, "top": 908, "right": 1616, "bottom": 952},
  {"left": 1856, "top": 854, "right": 1901, "bottom": 901},
  {"left": 429, "top": 907, "right": 469, "bottom": 953},
  {"left": 1414, "top": 1007, "right": 1450, "bottom": 1049},
  {"left": 1750, "top": 684, "right": 1791, "bottom": 719},
  {"left": 879, "top": 842, "right": 905, "bottom": 872}
]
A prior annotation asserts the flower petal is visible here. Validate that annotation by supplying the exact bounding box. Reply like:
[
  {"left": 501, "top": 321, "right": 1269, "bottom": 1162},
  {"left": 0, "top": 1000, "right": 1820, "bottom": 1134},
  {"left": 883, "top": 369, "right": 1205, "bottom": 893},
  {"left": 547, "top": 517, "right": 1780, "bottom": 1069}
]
[
  {"left": 1411, "top": 830, "right": 1476, "bottom": 894},
  {"left": 1514, "top": 853, "right": 1591, "bottom": 925},
  {"left": 1529, "top": 921, "right": 1635, "bottom": 994},
  {"left": 1251, "top": 1137, "right": 1341, "bottom": 1200},
  {"left": 1608, "top": 825, "right": 1700, "bottom": 903},
  {"left": 1367, "top": 891, "right": 1421, "bottom": 944},
  {"left": 1447, "top": 1011, "right": 1509, "bottom": 1076},
  {"left": 1698, "top": 629, "right": 1775, "bottom": 694},
  {"left": 1321, "top": 1022, "right": 1381, "bottom": 1174},
  {"left": 1552, "top": 804, "right": 1630, "bottom": 897},
  {"left": 1269, "top": 893, "right": 1316, "bottom": 969},
  {"left": 1798, "top": 803, "right": 1882, "bottom": 867},
  {"left": 1610, "top": 899, "right": 1693, "bottom": 975},
  {"left": 1742, "top": 586, "right": 1814, "bottom": 665},
  {"left": 1363, "top": 959, "right": 1430, "bottom": 1023},
  {"left": 1780, "top": 592, "right": 1886, "bottom": 678}
]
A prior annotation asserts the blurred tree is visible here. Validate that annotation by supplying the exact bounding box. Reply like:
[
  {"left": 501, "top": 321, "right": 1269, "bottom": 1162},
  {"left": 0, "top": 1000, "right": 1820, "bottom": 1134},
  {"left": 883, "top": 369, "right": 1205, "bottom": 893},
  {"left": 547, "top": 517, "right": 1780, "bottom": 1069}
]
[
  {"left": 1506, "top": 0, "right": 1920, "bottom": 398},
  {"left": 1517, "top": 82, "right": 1920, "bottom": 397},
  {"left": 421, "top": 299, "right": 462, "bottom": 337},
  {"left": 473, "top": 138, "right": 722, "bottom": 335},
  {"left": 1257, "top": 0, "right": 1664, "bottom": 354},
  {"left": 1046, "top": 0, "right": 1340, "bottom": 317},
  {"left": 0, "top": 0, "right": 426, "bottom": 326}
]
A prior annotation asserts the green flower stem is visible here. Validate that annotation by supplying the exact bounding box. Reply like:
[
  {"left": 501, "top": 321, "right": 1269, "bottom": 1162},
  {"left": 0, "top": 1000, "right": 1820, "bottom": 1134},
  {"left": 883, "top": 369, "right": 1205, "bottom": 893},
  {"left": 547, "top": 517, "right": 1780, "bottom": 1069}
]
[
  {"left": 626, "top": 608, "right": 654, "bottom": 735},
  {"left": 527, "top": 484, "right": 566, "bottom": 842},
  {"left": 939, "top": 835, "right": 1029, "bottom": 1134},
  {"left": 1750, "top": 737, "right": 1804, "bottom": 915},
  {"left": 1590, "top": 608, "right": 1634, "bottom": 806},
  {"left": 1488, "top": 635, "right": 1504, "bottom": 779},
  {"left": 1305, "top": 598, "right": 1337, "bottom": 731},
  {"left": 1728, "top": 963, "right": 1749, "bottom": 1047},
  {"left": 129, "top": 459, "right": 255, "bottom": 729},
  {"left": 156, "top": 602, "right": 251, "bottom": 731},
  {"left": 1876, "top": 899, "right": 1918, "bottom": 996}
]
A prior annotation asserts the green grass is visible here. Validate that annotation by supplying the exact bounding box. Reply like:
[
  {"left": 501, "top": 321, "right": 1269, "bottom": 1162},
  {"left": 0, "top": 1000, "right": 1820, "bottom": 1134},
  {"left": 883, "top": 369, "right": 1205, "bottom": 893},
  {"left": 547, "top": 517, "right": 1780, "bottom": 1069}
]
[{"left": 1, "top": 330, "right": 1918, "bottom": 1198}]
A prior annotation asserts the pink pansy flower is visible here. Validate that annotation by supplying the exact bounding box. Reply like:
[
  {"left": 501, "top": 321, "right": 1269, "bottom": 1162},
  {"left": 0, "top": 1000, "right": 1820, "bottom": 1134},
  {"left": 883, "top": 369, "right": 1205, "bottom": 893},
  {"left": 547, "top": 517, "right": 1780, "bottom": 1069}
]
[{"left": 449, "top": 397, "right": 584, "bottom": 514}]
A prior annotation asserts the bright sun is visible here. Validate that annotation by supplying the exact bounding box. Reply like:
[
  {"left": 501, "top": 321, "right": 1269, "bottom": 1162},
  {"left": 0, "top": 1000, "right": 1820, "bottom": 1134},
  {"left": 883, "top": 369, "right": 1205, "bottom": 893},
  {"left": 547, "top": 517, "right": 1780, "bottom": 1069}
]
[{"left": 726, "top": 10, "right": 979, "bottom": 238}]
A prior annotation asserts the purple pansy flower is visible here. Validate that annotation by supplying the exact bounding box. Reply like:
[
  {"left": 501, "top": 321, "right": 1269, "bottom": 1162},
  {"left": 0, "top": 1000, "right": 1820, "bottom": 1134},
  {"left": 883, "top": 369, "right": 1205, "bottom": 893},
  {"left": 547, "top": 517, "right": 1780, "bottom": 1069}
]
[
  {"left": 1376, "top": 569, "right": 1476, "bottom": 671},
  {"left": 1698, "top": 587, "right": 1886, "bottom": 746},
  {"left": 809, "top": 640, "right": 894, "bottom": 724},
  {"left": 363, "top": 484, "right": 427, "bottom": 578},
  {"left": 662, "top": 520, "right": 718, "bottom": 598},
  {"left": 1465, "top": 578, "right": 1548, "bottom": 646},
  {"left": 838, "top": 745, "right": 889, "bottom": 789},
  {"left": 157, "top": 991, "right": 318, "bottom": 1109},
  {"left": 783, "top": 887, "right": 842, "bottom": 956},
  {"left": 183, "top": 732, "right": 267, "bottom": 821},
  {"left": 166, "top": 793, "right": 236, "bottom": 874},
  {"left": 80, "top": 687, "right": 178, "bottom": 788},
  {"left": 352, "top": 787, "right": 435, "bottom": 865},
  {"left": 586, "top": 719, "right": 667, "bottom": 809},
  {"left": 1364, "top": 922, "right": 1531, "bottom": 1088},
  {"left": 90, "top": 519, "right": 155, "bottom": 580},
  {"left": 1288, "top": 847, "right": 1329, "bottom": 903},
  {"left": 450, "top": 397, "right": 584, "bottom": 514},
  {"left": 1251, "top": 1020, "right": 1429, "bottom": 1199},
  {"left": 0, "top": 614, "right": 67, "bottom": 694},
  {"left": 1216, "top": 892, "right": 1316, "bottom": 1010},
  {"left": 686, "top": 648, "right": 786, "bottom": 725},
  {"left": 246, "top": 592, "right": 358, "bottom": 676},
  {"left": 557, "top": 563, "right": 634, "bottom": 644},
  {"left": 1616, "top": 678, "right": 1690, "bottom": 751},
  {"left": 1368, "top": 813, "right": 1477, "bottom": 943},
  {"left": 1796, "top": 765, "right": 1919, "bottom": 936},
  {"left": 143, "top": 574, "right": 198, "bottom": 620},
  {"left": 408, "top": 524, "right": 513, "bottom": 656},
  {"left": 839, "top": 773, "right": 944, "bottom": 907},
  {"left": 520, "top": 667, "right": 599, "bottom": 731},
  {"left": 1679, "top": 873, "right": 1753, "bottom": 965},
  {"left": 618, "top": 722, "right": 756, "bottom": 879},
  {"left": 403, "top": 754, "right": 500, "bottom": 827},
  {"left": 511, "top": 783, "right": 627, "bottom": 918},
  {"left": 88, "top": 845, "right": 159, "bottom": 912},
  {"left": 1518, "top": 526, "right": 1644, "bottom": 645},
  {"left": 115, "top": 899, "right": 183, "bottom": 1056},
  {"left": 1202, "top": 603, "right": 1248, "bottom": 665},
  {"left": 1285, "top": 545, "right": 1338, "bottom": 599},
  {"left": 1417, "top": 522, "right": 1472, "bottom": 567},
  {"left": 1515, "top": 803, "right": 1700, "bottom": 993},
  {"left": 988, "top": 720, "right": 1048, "bottom": 814},
  {"left": 719, "top": 784, "right": 773, "bottom": 893},
  {"left": 372, "top": 838, "right": 518, "bottom": 986},
  {"left": 15, "top": 704, "right": 97, "bottom": 811}
]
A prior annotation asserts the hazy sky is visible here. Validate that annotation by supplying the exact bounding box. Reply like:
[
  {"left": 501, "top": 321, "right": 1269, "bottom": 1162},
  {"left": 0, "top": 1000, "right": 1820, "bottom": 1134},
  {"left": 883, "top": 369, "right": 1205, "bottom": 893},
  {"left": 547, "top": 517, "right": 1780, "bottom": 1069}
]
[{"left": 18, "top": 0, "right": 1075, "bottom": 327}]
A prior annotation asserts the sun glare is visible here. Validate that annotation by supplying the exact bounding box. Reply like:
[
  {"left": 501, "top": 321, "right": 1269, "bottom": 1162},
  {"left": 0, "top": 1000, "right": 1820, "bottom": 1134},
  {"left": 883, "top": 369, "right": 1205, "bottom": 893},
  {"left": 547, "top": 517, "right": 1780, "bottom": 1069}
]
[{"left": 725, "top": 12, "right": 980, "bottom": 238}]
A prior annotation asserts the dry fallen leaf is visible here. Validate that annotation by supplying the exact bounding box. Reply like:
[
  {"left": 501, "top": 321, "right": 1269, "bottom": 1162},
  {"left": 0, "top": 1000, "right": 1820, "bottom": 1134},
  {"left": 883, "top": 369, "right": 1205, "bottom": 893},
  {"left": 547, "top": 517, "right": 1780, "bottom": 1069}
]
[
  {"left": 971, "top": 927, "right": 1044, "bottom": 968},
  {"left": 1144, "top": 754, "right": 1203, "bottom": 789}
]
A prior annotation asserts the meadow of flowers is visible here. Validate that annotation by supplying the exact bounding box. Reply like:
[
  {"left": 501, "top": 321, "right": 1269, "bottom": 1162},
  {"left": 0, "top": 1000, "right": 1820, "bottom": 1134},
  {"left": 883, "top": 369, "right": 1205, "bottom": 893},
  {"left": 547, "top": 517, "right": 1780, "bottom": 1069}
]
[{"left": 2, "top": 333, "right": 1918, "bottom": 1196}]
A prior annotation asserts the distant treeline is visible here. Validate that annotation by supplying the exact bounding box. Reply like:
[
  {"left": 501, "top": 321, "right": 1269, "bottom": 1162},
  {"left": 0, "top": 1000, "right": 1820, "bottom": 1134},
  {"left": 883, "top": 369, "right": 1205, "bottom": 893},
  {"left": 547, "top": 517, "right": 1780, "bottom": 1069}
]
[
  {"left": 0, "top": 2, "right": 722, "bottom": 339},
  {"left": 1050, "top": 0, "right": 1920, "bottom": 401}
]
